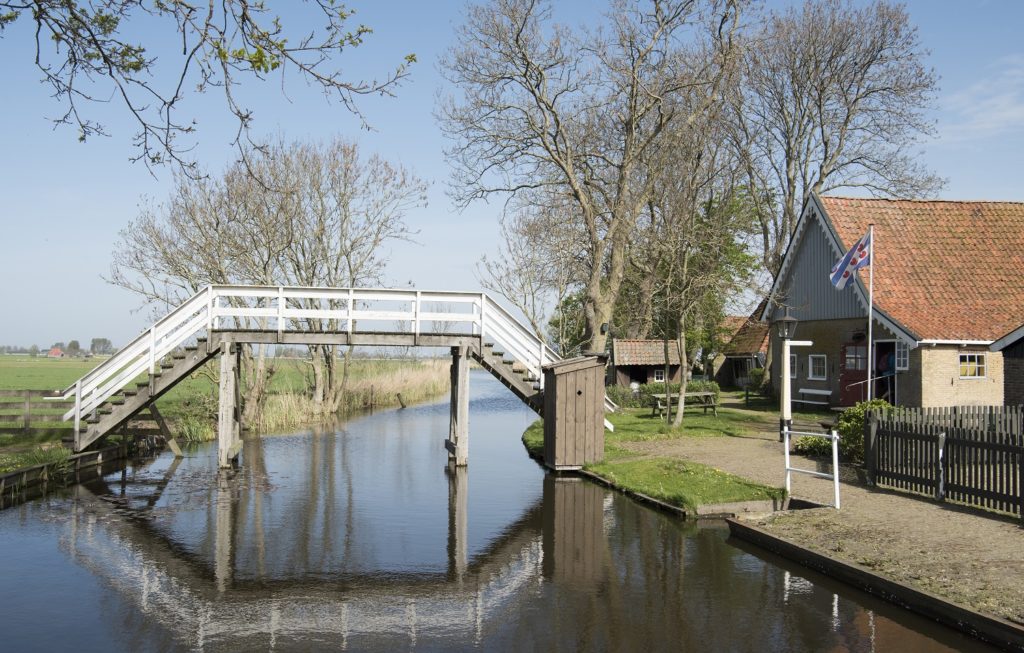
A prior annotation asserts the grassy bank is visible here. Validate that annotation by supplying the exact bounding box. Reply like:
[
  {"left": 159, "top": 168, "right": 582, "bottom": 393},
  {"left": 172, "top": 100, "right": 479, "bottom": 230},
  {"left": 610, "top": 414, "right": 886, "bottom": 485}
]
[
  {"left": 522, "top": 407, "right": 785, "bottom": 513},
  {"left": 0, "top": 354, "right": 450, "bottom": 454}
]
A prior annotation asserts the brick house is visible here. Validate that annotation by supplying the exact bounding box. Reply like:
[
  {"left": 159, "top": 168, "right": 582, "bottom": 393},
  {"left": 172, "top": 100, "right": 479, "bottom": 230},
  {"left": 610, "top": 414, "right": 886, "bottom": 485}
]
[
  {"left": 713, "top": 312, "right": 769, "bottom": 388},
  {"left": 762, "top": 194, "right": 1024, "bottom": 408},
  {"left": 608, "top": 339, "right": 682, "bottom": 386},
  {"left": 991, "top": 325, "right": 1024, "bottom": 406}
]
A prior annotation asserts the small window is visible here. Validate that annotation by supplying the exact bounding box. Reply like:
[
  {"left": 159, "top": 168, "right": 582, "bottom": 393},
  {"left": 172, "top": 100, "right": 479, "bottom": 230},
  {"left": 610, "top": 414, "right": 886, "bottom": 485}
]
[
  {"left": 844, "top": 346, "right": 866, "bottom": 371},
  {"left": 895, "top": 342, "right": 909, "bottom": 371},
  {"left": 959, "top": 353, "right": 986, "bottom": 379},
  {"left": 808, "top": 354, "right": 827, "bottom": 381},
  {"left": 653, "top": 368, "right": 666, "bottom": 382},
  {"left": 789, "top": 354, "right": 797, "bottom": 379}
]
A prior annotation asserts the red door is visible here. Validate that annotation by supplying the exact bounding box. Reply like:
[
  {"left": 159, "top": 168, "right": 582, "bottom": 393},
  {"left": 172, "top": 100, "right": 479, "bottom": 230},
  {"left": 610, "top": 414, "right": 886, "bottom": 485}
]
[{"left": 839, "top": 344, "right": 867, "bottom": 406}]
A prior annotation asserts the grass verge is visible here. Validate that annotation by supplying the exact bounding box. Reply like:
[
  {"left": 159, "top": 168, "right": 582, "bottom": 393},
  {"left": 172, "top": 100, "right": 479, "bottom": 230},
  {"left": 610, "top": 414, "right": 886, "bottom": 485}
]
[
  {"left": 0, "top": 445, "right": 72, "bottom": 475},
  {"left": 523, "top": 406, "right": 785, "bottom": 513}
]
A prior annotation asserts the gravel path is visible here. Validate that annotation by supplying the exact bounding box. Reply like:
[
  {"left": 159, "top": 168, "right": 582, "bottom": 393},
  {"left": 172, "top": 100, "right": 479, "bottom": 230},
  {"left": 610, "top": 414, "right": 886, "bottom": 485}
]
[{"left": 621, "top": 414, "right": 1024, "bottom": 624}]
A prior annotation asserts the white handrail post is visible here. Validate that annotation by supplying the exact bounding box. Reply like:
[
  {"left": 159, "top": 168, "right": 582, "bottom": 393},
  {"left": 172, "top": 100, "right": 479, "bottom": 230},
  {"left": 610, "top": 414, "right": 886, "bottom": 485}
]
[
  {"left": 783, "top": 425, "right": 792, "bottom": 496},
  {"left": 148, "top": 326, "right": 156, "bottom": 375},
  {"left": 74, "top": 379, "right": 82, "bottom": 450},
  {"left": 277, "top": 286, "right": 284, "bottom": 341},
  {"left": 478, "top": 293, "right": 486, "bottom": 337},
  {"left": 206, "top": 285, "right": 214, "bottom": 335},
  {"left": 348, "top": 287, "right": 354, "bottom": 336},
  {"left": 831, "top": 428, "right": 841, "bottom": 510},
  {"left": 414, "top": 290, "right": 421, "bottom": 341},
  {"left": 538, "top": 338, "right": 545, "bottom": 391}
]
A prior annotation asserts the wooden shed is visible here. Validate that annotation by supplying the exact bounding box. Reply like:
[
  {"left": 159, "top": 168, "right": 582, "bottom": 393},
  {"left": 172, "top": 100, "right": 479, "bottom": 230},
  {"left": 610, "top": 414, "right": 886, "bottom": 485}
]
[{"left": 543, "top": 355, "right": 606, "bottom": 471}]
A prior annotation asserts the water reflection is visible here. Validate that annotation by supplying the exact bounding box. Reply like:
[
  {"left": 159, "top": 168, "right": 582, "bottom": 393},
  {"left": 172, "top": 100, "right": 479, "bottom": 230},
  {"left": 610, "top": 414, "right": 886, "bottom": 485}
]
[{"left": 0, "top": 372, "right": 993, "bottom": 651}]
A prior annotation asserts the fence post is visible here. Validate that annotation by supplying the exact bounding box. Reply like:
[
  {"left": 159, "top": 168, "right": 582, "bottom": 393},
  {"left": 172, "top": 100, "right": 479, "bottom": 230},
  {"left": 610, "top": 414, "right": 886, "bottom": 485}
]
[
  {"left": 936, "top": 431, "right": 946, "bottom": 501},
  {"left": 1019, "top": 442, "right": 1024, "bottom": 527},
  {"left": 865, "top": 411, "right": 878, "bottom": 486},
  {"left": 23, "top": 392, "right": 30, "bottom": 433},
  {"left": 831, "top": 428, "right": 841, "bottom": 510},
  {"left": 783, "top": 425, "right": 792, "bottom": 496}
]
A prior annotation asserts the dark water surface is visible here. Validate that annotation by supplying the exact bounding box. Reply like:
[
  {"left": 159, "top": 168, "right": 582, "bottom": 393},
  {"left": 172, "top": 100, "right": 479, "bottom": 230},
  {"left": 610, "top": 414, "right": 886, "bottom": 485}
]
[{"left": 0, "top": 371, "right": 993, "bottom": 651}]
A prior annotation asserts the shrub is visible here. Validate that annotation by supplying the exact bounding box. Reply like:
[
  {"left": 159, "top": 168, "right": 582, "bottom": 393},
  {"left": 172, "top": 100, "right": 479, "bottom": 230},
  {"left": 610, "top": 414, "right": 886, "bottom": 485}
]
[
  {"left": 605, "top": 384, "right": 642, "bottom": 409},
  {"left": 792, "top": 398, "right": 890, "bottom": 464},
  {"left": 747, "top": 368, "right": 765, "bottom": 391}
]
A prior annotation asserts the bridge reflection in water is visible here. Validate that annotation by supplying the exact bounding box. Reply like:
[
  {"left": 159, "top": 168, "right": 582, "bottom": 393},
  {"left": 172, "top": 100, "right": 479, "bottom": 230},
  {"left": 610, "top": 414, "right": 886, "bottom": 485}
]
[{"left": 12, "top": 373, "right": 982, "bottom": 651}]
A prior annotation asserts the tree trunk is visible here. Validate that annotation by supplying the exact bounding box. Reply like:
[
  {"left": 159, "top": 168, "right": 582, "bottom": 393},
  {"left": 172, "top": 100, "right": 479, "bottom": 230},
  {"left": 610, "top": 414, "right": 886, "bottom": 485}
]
[{"left": 673, "top": 314, "right": 690, "bottom": 428}]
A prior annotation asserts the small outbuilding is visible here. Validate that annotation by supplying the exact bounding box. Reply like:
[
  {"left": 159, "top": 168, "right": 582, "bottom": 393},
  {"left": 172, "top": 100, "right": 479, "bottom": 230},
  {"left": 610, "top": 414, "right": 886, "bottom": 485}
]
[{"left": 608, "top": 339, "right": 681, "bottom": 386}]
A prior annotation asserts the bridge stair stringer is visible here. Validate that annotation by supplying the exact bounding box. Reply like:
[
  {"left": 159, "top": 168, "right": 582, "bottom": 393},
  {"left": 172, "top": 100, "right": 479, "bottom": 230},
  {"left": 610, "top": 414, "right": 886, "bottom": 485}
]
[
  {"left": 469, "top": 342, "right": 544, "bottom": 416},
  {"left": 71, "top": 338, "right": 217, "bottom": 452}
]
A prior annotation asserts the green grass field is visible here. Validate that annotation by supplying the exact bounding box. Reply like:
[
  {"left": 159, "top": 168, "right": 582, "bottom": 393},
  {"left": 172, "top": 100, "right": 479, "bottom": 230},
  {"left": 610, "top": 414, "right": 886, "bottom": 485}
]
[
  {"left": 522, "top": 405, "right": 785, "bottom": 513},
  {"left": 0, "top": 354, "right": 449, "bottom": 464}
]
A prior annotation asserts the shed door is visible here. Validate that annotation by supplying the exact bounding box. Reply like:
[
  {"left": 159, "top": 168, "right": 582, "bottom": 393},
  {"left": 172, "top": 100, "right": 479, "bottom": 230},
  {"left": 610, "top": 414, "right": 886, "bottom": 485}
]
[{"left": 839, "top": 344, "right": 867, "bottom": 406}]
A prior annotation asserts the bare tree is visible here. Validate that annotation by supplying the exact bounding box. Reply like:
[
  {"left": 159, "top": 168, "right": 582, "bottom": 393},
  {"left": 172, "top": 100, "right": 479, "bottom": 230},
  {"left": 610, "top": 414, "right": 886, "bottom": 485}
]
[
  {"left": 730, "top": 0, "right": 942, "bottom": 281},
  {"left": 440, "top": 0, "right": 742, "bottom": 352},
  {"left": 109, "top": 137, "right": 425, "bottom": 422},
  {"left": 476, "top": 200, "right": 583, "bottom": 339},
  {"left": 1, "top": 1, "right": 415, "bottom": 175}
]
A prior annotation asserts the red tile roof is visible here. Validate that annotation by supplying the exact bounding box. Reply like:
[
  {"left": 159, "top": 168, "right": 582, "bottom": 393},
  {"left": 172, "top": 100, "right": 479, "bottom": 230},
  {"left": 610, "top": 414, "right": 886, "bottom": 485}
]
[
  {"left": 820, "top": 196, "right": 1024, "bottom": 341},
  {"left": 612, "top": 339, "right": 681, "bottom": 366},
  {"left": 723, "top": 319, "right": 769, "bottom": 356}
]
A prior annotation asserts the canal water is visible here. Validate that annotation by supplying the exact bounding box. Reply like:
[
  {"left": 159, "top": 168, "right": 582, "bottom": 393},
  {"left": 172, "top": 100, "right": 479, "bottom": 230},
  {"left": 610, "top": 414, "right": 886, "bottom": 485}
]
[{"left": 0, "top": 371, "right": 993, "bottom": 651}]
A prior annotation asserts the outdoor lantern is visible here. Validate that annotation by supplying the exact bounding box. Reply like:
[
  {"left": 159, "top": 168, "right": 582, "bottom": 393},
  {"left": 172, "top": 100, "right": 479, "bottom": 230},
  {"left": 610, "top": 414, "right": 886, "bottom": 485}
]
[{"left": 777, "top": 307, "right": 798, "bottom": 340}]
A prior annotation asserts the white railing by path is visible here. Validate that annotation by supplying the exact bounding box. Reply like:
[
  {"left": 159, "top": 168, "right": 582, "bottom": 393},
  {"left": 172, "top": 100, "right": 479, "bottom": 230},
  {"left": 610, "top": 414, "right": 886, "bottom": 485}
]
[
  {"left": 782, "top": 426, "right": 841, "bottom": 509},
  {"left": 60, "top": 285, "right": 616, "bottom": 434}
]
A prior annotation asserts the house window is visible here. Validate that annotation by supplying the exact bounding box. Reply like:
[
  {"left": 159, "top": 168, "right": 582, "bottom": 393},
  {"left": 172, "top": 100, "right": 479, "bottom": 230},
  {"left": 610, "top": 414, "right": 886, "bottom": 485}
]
[
  {"left": 653, "top": 368, "right": 666, "bottom": 382},
  {"left": 844, "top": 346, "right": 867, "bottom": 371},
  {"left": 789, "top": 354, "right": 797, "bottom": 379},
  {"left": 808, "top": 354, "right": 827, "bottom": 381},
  {"left": 959, "top": 353, "right": 986, "bottom": 379},
  {"left": 895, "top": 341, "right": 909, "bottom": 371}
]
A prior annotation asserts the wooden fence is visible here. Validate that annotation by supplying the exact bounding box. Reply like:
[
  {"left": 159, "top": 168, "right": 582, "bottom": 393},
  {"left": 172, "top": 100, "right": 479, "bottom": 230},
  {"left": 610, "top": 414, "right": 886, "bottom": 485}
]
[
  {"left": 866, "top": 405, "right": 1024, "bottom": 521},
  {"left": 0, "top": 390, "right": 73, "bottom": 439}
]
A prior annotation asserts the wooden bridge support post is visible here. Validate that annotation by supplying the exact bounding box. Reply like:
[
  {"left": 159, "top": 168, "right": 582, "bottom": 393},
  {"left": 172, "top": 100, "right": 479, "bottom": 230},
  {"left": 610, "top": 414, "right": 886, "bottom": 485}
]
[
  {"left": 446, "top": 345, "right": 470, "bottom": 466},
  {"left": 217, "top": 343, "right": 242, "bottom": 468},
  {"left": 446, "top": 463, "right": 468, "bottom": 580}
]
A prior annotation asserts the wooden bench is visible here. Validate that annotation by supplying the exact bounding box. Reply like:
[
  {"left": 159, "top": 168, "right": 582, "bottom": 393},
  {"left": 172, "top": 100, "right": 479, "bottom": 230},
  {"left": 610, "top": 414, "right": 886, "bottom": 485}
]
[
  {"left": 792, "top": 388, "right": 832, "bottom": 407},
  {"left": 650, "top": 392, "right": 718, "bottom": 417}
]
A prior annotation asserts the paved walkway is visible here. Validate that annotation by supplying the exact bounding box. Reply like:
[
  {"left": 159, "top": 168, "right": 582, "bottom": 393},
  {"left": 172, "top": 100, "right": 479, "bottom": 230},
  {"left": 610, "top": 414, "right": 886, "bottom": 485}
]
[{"left": 623, "top": 417, "right": 1024, "bottom": 625}]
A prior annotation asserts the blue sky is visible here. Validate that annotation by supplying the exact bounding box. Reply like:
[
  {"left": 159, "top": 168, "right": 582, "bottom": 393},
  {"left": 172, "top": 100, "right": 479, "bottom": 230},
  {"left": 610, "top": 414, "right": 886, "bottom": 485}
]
[{"left": 1, "top": 0, "right": 1022, "bottom": 348}]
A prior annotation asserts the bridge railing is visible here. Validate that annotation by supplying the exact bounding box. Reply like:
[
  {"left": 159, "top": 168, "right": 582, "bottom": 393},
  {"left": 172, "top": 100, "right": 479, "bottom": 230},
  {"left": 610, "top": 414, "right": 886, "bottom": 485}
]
[{"left": 59, "top": 285, "right": 577, "bottom": 434}]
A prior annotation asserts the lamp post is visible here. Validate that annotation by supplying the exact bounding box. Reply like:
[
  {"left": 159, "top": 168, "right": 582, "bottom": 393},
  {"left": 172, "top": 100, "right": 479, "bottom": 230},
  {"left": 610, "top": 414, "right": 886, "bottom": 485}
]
[{"left": 778, "top": 308, "right": 798, "bottom": 443}]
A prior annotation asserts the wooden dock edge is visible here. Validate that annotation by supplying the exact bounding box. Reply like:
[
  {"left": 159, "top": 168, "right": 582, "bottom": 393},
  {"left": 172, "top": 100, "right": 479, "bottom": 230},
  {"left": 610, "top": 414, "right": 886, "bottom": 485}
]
[
  {"left": 0, "top": 439, "right": 159, "bottom": 509},
  {"left": 726, "top": 517, "right": 1024, "bottom": 652}
]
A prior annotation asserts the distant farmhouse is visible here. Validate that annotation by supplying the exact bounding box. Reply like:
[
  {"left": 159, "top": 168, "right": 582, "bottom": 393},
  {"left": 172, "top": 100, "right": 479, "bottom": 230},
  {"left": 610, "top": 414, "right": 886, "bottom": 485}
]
[
  {"left": 47, "top": 347, "right": 64, "bottom": 358},
  {"left": 763, "top": 194, "right": 1024, "bottom": 408},
  {"left": 713, "top": 307, "right": 769, "bottom": 388},
  {"left": 608, "top": 339, "right": 682, "bottom": 386}
]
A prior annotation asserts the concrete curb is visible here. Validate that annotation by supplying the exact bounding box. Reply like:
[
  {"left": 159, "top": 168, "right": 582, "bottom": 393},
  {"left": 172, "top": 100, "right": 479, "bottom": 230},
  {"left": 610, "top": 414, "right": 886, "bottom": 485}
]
[{"left": 727, "top": 518, "right": 1024, "bottom": 652}]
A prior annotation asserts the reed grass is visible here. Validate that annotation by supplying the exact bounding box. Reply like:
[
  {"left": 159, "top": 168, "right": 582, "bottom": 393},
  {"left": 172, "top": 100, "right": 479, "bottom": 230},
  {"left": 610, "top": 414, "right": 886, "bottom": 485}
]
[{"left": 255, "top": 358, "right": 450, "bottom": 433}]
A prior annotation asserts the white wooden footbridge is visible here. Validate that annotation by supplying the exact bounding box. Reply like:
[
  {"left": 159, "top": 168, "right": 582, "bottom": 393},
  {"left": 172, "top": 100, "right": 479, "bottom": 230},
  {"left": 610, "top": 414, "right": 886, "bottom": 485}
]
[{"left": 57, "top": 285, "right": 612, "bottom": 467}]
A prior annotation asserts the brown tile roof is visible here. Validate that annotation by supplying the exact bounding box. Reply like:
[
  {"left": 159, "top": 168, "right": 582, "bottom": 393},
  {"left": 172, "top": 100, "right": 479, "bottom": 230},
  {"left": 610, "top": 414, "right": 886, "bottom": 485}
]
[
  {"left": 820, "top": 196, "right": 1024, "bottom": 341},
  {"left": 612, "top": 339, "right": 681, "bottom": 366},
  {"left": 723, "top": 319, "right": 769, "bottom": 356}
]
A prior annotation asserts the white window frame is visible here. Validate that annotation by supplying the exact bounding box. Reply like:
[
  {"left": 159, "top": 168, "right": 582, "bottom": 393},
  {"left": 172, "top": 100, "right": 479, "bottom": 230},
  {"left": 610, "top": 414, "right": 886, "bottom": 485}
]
[
  {"left": 789, "top": 354, "right": 797, "bottom": 379},
  {"left": 653, "top": 368, "right": 666, "bottom": 382},
  {"left": 895, "top": 341, "right": 909, "bottom": 371},
  {"left": 959, "top": 352, "right": 986, "bottom": 379},
  {"left": 808, "top": 354, "right": 828, "bottom": 381}
]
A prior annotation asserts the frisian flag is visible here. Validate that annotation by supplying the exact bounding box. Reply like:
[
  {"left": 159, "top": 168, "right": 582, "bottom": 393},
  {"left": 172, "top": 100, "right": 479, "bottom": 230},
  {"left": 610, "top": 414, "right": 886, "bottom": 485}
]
[{"left": 829, "top": 229, "right": 871, "bottom": 290}]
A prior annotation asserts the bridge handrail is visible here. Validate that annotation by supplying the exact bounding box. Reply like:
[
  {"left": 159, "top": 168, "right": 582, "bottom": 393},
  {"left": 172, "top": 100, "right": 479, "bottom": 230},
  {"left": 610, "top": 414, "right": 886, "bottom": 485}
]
[{"left": 61, "top": 285, "right": 616, "bottom": 434}]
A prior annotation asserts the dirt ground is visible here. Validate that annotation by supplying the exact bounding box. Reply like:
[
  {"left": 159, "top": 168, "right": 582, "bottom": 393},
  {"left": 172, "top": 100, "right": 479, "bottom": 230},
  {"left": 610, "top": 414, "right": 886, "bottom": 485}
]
[{"left": 622, "top": 402, "right": 1024, "bottom": 625}]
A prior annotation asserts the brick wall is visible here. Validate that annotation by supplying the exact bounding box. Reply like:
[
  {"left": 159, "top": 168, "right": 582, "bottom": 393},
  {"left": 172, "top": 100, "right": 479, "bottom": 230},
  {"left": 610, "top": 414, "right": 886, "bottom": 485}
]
[
  {"left": 1003, "top": 339, "right": 1024, "bottom": 405},
  {"left": 919, "top": 346, "right": 1003, "bottom": 407},
  {"left": 769, "top": 317, "right": 906, "bottom": 405}
]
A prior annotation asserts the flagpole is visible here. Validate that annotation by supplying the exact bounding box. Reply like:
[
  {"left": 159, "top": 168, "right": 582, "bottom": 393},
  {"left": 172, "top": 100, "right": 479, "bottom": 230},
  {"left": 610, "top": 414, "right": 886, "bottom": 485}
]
[{"left": 866, "top": 223, "right": 875, "bottom": 402}]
